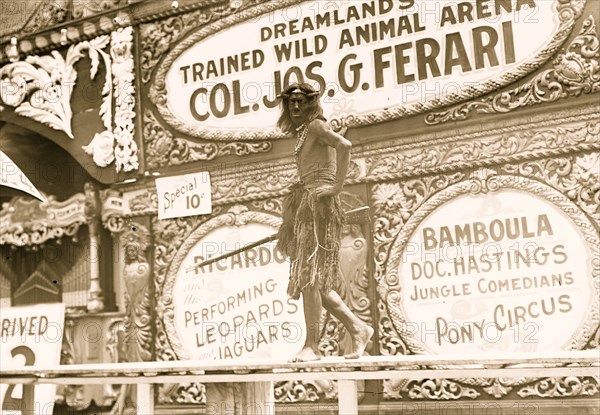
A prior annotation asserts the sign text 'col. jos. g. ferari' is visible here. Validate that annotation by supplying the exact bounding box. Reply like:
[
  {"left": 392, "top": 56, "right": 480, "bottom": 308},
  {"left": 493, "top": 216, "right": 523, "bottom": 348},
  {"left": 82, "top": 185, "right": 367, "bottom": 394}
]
[{"left": 150, "top": 0, "right": 582, "bottom": 139}]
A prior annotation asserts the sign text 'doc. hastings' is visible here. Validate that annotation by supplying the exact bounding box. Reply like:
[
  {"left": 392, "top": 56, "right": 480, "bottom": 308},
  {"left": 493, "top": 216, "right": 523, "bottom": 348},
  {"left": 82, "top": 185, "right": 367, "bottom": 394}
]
[{"left": 396, "top": 188, "right": 596, "bottom": 355}]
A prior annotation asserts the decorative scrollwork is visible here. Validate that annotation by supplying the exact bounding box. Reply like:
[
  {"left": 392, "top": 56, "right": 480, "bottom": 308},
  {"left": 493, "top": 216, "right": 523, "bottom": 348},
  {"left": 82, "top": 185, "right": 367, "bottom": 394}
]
[
  {"left": 377, "top": 313, "right": 410, "bottom": 357},
  {"left": 111, "top": 27, "right": 138, "bottom": 173},
  {"left": 140, "top": 6, "right": 229, "bottom": 84},
  {"left": 22, "top": 0, "right": 68, "bottom": 35},
  {"left": 356, "top": 118, "right": 599, "bottom": 186},
  {"left": 248, "top": 198, "right": 283, "bottom": 215},
  {"left": 82, "top": 26, "right": 138, "bottom": 173},
  {"left": 0, "top": 27, "right": 137, "bottom": 173},
  {"left": 154, "top": 209, "right": 222, "bottom": 365},
  {"left": 275, "top": 380, "right": 337, "bottom": 403},
  {"left": 128, "top": 189, "right": 158, "bottom": 216},
  {"left": 384, "top": 173, "right": 599, "bottom": 355},
  {"left": 151, "top": 0, "right": 586, "bottom": 139},
  {"left": 121, "top": 223, "right": 153, "bottom": 363},
  {"left": 517, "top": 376, "right": 599, "bottom": 398},
  {"left": 426, "top": 15, "right": 600, "bottom": 125},
  {"left": 329, "top": 193, "right": 375, "bottom": 354},
  {"left": 148, "top": 0, "right": 287, "bottom": 141},
  {"left": 0, "top": 36, "right": 110, "bottom": 138},
  {"left": 138, "top": 114, "right": 597, "bottom": 212},
  {"left": 384, "top": 378, "right": 481, "bottom": 401},
  {"left": 143, "top": 109, "right": 272, "bottom": 169},
  {"left": 483, "top": 379, "right": 514, "bottom": 398},
  {"left": 100, "top": 188, "right": 126, "bottom": 233},
  {"left": 72, "top": 0, "right": 120, "bottom": 19},
  {"left": 406, "top": 379, "right": 480, "bottom": 400},
  {"left": 0, "top": 194, "right": 86, "bottom": 247},
  {"left": 373, "top": 178, "right": 455, "bottom": 360},
  {"left": 502, "top": 152, "right": 599, "bottom": 223},
  {"left": 377, "top": 165, "right": 599, "bottom": 398},
  {"left": 158, "top": 382, "right": 206, "bottom": 404}
]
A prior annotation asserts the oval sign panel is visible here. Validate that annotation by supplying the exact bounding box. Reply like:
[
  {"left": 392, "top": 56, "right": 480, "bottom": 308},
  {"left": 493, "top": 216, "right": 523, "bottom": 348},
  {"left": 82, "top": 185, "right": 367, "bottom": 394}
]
[
  {"left": 384, "top": 177, "right": 599, "bottom": 355},
  {"left": 151, "top": 0, "right": 584, "bottom": 140},
  {"left": 160, "top": 210, "right": 306, "bottom": 362}
]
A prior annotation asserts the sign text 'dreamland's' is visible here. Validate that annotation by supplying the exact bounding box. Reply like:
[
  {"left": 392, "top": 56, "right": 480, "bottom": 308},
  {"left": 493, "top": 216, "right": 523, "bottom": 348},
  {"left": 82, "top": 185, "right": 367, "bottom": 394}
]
[{"left": 160, "top": 0, "right": 564, "bottom": 135}]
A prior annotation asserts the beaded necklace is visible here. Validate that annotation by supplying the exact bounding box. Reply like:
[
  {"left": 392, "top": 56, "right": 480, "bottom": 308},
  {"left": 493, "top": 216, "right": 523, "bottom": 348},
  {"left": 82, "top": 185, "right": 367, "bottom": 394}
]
[{"left": 294, "top": 121, "right": 310, "bottom": 157}]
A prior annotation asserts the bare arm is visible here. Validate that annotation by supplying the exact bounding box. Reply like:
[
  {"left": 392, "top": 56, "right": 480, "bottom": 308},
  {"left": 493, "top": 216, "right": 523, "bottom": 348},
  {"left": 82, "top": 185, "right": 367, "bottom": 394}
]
[{"left": 310, "top": 120, "right": 352, "bottom": 197}]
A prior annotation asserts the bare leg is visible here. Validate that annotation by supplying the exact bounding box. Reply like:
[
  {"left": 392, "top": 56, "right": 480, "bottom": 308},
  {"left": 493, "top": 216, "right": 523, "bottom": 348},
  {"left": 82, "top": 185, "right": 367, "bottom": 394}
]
[
  {"left": 290, "top": 285, "right": 323, "bottom": 362},
  {"left": 110, "top": 384, "right": 129, "bottom": 415},
  {"left": 321, "top": 290, "right": 374, "bottom": 359}
]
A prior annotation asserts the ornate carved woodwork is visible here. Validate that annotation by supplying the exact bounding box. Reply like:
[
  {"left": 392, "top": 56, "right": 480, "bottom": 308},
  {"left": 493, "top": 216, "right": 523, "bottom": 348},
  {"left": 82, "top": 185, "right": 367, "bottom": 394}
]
[
  {"left": 426, "top": 15, "right": 600, "bottom": 125},
  {"left": 0, "top": 28, "right": 137, "bottom": 172},
  {"left": 143, "top": 109, "right": 272, "bottom": 170},
  {"left": 375, "top": 156, "right": 599, "bottom": 400},
  {"left": 103, "top": 107, "right": 599, "bottom": 221}
]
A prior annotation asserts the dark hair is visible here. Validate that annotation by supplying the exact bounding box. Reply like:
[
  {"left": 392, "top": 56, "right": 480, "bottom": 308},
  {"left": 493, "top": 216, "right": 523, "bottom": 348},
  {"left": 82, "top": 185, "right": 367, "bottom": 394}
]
[{"left": 276, "top": 82, "right": 324, "bottom": 134}]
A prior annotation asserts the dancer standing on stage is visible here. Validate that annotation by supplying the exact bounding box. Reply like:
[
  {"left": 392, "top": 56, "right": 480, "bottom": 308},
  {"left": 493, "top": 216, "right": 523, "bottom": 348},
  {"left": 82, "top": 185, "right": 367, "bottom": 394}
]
[{"left": 276, "top": 82, "right": 374, "bottom": 362}]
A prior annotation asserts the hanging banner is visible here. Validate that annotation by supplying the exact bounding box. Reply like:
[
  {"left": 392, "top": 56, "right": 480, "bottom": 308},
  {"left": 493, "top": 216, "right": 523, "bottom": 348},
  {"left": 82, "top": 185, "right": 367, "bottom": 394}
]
[
  {"left": 151, "top": 0, "right": 583, "bottom": 139},
  {"left": 0, "top": 303, "right": 65, "bottom": 415},
  {"left": 0, "top": 151, "right": 46, "bottom": 203}
]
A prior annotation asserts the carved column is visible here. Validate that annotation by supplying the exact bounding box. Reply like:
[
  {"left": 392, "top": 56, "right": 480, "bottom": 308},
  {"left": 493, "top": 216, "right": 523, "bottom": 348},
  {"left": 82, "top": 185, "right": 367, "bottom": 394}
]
[
  {"left": 120, "top": 223, "right": 153, "bottom": 362},
  {"left": 84, "top": 182, "right": 104, "bottom": 312},
  {"left": 111, "top": 222, "right": 153, "bottom": 414}
]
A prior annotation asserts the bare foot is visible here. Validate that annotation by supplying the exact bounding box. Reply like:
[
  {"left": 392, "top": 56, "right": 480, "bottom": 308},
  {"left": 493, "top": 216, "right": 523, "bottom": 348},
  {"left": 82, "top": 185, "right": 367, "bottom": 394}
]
[
  {"left": 290, "top": 347, "right": 322, "bottom": 362},
  {"left": 344, "top": 325, "right": 374, "bottom": 359}
]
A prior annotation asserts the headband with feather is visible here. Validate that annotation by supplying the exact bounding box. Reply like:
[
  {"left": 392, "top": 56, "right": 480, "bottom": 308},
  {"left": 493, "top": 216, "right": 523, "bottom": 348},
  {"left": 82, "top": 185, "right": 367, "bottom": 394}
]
[{"left": 277, "top": 84, "right": 320, "bottom": 100}]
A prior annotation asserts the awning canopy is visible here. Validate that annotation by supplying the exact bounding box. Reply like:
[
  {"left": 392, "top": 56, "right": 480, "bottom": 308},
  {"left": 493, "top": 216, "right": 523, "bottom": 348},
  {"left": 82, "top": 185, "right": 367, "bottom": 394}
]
[{"left": 0, "top": 150, "right": 46, "bottom": 202}]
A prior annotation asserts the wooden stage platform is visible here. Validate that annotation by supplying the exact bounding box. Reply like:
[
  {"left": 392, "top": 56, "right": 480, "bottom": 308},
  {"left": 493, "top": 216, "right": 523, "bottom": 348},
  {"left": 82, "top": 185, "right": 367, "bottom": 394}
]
[{"left": 1, "top": 350, "right": 598, "bottom": 414}]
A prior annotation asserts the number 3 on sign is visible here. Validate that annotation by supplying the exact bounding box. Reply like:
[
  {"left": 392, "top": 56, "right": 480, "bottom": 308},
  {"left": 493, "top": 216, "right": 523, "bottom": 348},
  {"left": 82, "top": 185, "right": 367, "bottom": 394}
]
[{"left": 2, "top": 346, "right": 35, "bottom": 413}]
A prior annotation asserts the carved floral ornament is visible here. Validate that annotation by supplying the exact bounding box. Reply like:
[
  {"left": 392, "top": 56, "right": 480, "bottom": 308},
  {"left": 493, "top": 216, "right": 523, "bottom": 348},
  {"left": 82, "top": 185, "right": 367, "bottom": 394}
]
[
  {"left": 139, "top": 0, "right": 252, "bottom": 84},
  {"left": 143, "top": 109, "right": 272, "bottom": 170},
  {"left": 0, "top": 27, "right": 138, "bottom": 173},
  {"left": 103, "top": 113, "right": 598, "bottom": 227},
  {"left": 0, "top": 0, "right": 124, "bottom": 42},
  {"left": 426, "top": 15, "right": 600, "bottom": 125},
  {"left": 0, "top": 193, "right": 87, "bottom": 247},
  {"left": 149, "top": 0, "right": 587, "bottom": 140}
]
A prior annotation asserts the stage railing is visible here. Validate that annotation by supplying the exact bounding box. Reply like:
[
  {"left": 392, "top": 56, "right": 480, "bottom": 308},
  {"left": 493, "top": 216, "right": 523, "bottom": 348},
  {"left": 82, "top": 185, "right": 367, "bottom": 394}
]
[{"left": 1, "top": 350, "right": 598, "bottom": 414}]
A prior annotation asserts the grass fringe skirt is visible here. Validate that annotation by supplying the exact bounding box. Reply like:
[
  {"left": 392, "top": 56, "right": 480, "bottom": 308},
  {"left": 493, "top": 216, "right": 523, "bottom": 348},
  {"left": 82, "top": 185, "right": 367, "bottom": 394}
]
[{"left": 277, "top": 183, "right": 345, "bottom": 300}]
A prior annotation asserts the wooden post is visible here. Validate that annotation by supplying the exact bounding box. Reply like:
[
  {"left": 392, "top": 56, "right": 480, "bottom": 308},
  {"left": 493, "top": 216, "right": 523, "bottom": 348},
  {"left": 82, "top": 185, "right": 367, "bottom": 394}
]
[
  {"left": 206, "top": 382, "right": 274, "bottom": 415},
  {"left": 242, "top": 382, "right": 274, "bottom": 415},
  {"left": 338, "top": 380, "right": 358, "bottom": 415},
  {"left": 84, "top": 182, "right": 104, "bottom": 312},
  {"left": 136, "top": 383, "right": 154, "bottom": 415}
]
